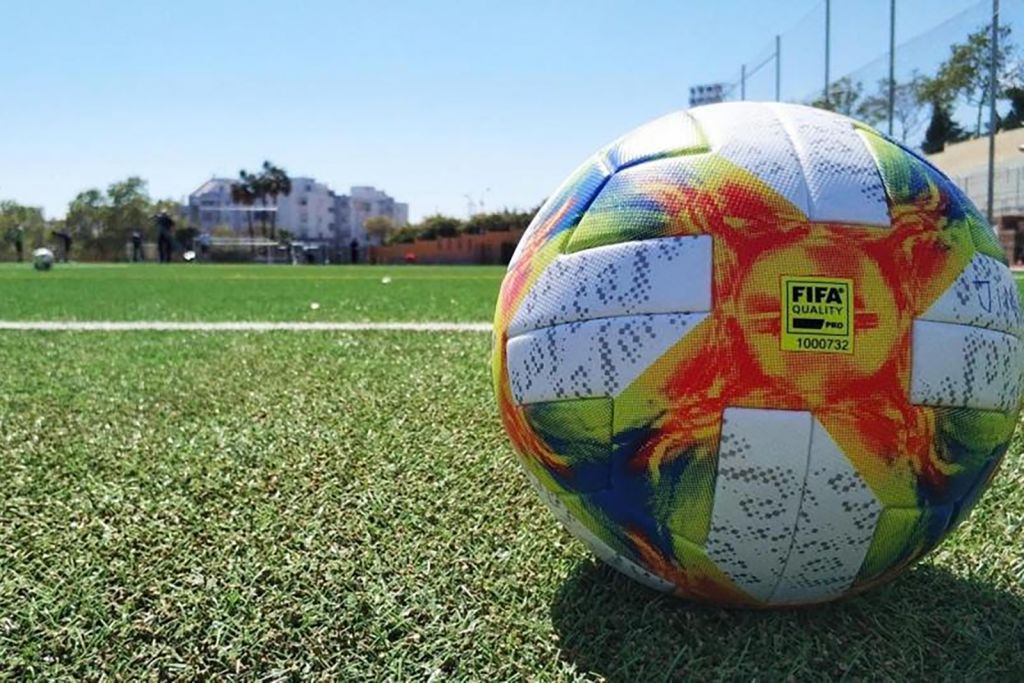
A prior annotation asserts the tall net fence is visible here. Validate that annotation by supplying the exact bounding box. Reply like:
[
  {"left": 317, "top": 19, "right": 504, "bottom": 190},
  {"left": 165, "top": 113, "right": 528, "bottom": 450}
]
[
  {"left": 710, "top": 0, "right": 1024, "bottom": 221},
  {"left": 722, "top": 3, "right": 828, "bottom": 104}
]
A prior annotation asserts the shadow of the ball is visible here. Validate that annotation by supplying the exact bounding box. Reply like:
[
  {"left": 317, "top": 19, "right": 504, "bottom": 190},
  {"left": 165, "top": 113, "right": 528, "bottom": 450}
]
[{"left": 549, "top": 559, "right": 1024, "bottom": 681}]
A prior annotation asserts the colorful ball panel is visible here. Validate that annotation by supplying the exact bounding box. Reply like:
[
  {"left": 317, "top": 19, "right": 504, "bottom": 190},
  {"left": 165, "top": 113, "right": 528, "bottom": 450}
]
[{"left": 492, "top": 101, "right": 1024, "bottom": 606}]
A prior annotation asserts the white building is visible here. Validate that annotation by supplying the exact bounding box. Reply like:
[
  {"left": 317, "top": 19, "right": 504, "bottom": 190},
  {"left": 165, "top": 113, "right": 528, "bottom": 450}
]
[
  {"left": 187, "top": 178, "right": 249, "bottom": 233},
  {"left": 347, "top": 186, "right": 410, "bottom": 245},
  {"left": 186, "top": 177, "right": 407, "bottom": 248},
  {"left": 333, "top": 194, "right": 352, "bottom": 244},
  {"left": 276, "top": 177, "right": 335, "bottom": 241}
]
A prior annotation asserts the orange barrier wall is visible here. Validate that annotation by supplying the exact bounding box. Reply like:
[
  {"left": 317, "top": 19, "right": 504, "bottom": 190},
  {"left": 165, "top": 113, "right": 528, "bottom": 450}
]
[{"left": 370, "top": 228, "right": 526, "bottom": 265}]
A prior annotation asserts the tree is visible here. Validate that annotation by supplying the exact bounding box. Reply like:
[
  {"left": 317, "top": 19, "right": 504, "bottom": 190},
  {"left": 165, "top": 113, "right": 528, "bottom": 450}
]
[
  {"left": 58, "top": 179, "right": 184, "bottom": 260},
  {"left": 809, "top": 77, "right": 866, "bottom": 117},
  {"left": 363, "top": 215, "right": 396, "bottom": 244},
  {"left": 1000, "top": 86, "right": 1024, "bottom": 130},
  {"left": 921, "top": 100, "right": 969, "bottom": 154},
  {"left": 387, "top": 225, "right": 419, "bottom": 244},
  {"left": 385, "top": 209, "right": 537, "bottom": 245},
  {"left": 928, "top": 23, "right": 1015, "bottom": 136},
  {"left": 152, "top": 198, "right": 182, "bottom": 217},
  {"left": 0, "top": 200, "right": 46, "bottom": 256},
  {"left": 231, "top": 169, "right": 259, "bottom": 245},
  {"left": 260, "top": 161, "right": 291, "bottom": 240},
  {"left": 66, "top": 189, "right": 107, "bottom": 244},
  {"left": 463, "top": 209, "right": 534, "bottom": 234},
  {"left": 106, "top": 177, "right": 152, "bottom": 253},
  {"left": 64, "top": 177, "right": 152, "bottom": 258},
  {"left": 255, "top": 175, "right": 273, "bottom": 237},
  {"left": 415, "top": 214, "right": 462, "bottom": 240},
  {"left": 857, "top": 73, "right": 929, "bottom": 142}
]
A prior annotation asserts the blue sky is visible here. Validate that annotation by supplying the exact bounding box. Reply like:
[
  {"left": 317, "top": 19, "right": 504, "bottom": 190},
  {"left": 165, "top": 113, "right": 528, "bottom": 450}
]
[{"left": 0, "top": 0, "right": 992, "bottom": 221}]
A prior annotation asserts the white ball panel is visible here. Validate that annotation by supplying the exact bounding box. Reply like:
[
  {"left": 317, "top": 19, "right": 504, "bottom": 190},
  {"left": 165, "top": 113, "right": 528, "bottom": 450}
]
[
  {"left": 918, "top": 252, "right": 1024, "bottom": 337},
  {"left": 770, "top": 103, "right": 890, "bottom": 226},
  {"left": 506, "top": 313, "right": 707, "bottom": 404},
  {"left": 911, "top": 320, "right": 1024, "bottom": 411},
  {"left": 603, "top": 111, "right": 706, "bottom": 171},
  {"left": 507, "top": 236, "right": 712, "bottom": 338},
  {"left": 769, "top": 418, "right": 881, "bottom": 604},
  {"left": 704, "top": 408, "right": 813, "bottom": 603}
]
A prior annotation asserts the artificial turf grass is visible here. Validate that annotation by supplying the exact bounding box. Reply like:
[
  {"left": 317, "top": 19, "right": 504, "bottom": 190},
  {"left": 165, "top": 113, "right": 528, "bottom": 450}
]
[
  {"left": 1, "top": 264, "right": 1023, "bottom": 327},
  {"left": 0, "top": 263, "right": 504, "bottom": 323},
  {"left": 0, "top": 331, "right": 1021, "bottom": 681}
]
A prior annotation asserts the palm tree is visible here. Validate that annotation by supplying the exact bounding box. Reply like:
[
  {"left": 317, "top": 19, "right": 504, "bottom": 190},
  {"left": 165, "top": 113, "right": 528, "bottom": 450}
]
[
  {"left": 260, "top": 161, "right": 292, "bottom": 240},
  {"left": 251, "top": 172, "right": 272, "bottom": 238},
  {"left": 231, "top": 170, "right": 259, "bottom": 249}
]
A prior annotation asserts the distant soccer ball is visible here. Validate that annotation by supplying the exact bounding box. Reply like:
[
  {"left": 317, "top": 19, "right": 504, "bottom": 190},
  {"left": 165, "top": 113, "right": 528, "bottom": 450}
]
[
  {"left": 32, "top": 248, "right": 54, "bottom": 271},
  {"left": 183, "top": 250, "right": 196, "bottom": 262},
  {"left": 492, "top": 101, "right": 1024, "bottom": 606}
]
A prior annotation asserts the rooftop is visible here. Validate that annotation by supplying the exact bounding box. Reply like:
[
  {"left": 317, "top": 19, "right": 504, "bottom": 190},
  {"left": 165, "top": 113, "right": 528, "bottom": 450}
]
[{"left": 926, "top": 128, "right": 1024, "bottom": 177}]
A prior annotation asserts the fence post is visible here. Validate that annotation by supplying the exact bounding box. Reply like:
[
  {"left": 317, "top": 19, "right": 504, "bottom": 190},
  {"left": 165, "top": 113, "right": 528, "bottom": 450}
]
[
  {"left": 775, "top": 35, "right": 781, "bottom": 101},
  {"left": 987, "top": 0, "right": 999, "bottom": 224},
  {"left": 888, "top": 0, "right": 895, "bottom": 136},
  {"left": 824, "top": 0, "right": 831, "bottom": 106}
]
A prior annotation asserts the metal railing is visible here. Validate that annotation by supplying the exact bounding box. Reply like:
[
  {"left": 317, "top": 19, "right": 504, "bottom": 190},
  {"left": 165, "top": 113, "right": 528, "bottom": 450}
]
[{"left": 952, "top": 163, "right": 1024, "bottom": 215}]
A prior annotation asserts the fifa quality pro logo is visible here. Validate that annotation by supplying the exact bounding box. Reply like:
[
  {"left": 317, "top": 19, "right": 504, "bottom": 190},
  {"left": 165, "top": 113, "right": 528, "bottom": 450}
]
[{"left": 780, "top": 276, "right": 854, "bottom": 354}]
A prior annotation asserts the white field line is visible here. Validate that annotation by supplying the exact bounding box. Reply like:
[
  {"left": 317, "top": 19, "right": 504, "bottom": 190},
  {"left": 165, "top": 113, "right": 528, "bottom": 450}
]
[{"left": 0, "top": 320, "right": 492, "bottom": 333}]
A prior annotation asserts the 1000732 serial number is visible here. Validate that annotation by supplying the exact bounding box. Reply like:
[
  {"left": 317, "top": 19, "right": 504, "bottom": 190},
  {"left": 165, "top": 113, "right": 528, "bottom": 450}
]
[{"left": 795, "top": 337, "right": 849, "bottom": 351}]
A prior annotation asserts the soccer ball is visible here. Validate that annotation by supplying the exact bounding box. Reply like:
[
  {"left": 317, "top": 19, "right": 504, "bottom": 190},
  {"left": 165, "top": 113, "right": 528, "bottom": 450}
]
[
  {"left": 492, "top": 101, "right": 1024, "bottom": 606},
  {"left": 32, "top": 248, "right": 54, "bottom": 271}
]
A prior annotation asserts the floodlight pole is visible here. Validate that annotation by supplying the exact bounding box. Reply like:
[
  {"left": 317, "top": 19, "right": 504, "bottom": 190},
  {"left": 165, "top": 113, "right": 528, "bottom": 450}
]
[
  {"left": 775, "top": 35, "right": 781, "bottom": 101},
  {"left": 888, "top": 0, "right": 896, "bottom": 136},
  {"left": 987, "top": 0, "right": 999, "bottom": 224},
  {"left": 824, "top": 0, "right": 831, "bottom": 106},
  {"left": 741, "top": 64, "right": 746, "bottom": 100}
]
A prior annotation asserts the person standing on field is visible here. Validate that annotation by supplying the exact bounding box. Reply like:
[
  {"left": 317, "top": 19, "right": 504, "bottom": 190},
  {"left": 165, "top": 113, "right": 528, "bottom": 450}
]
[
  {"left": 197, "top": 232, "right": 211, "bottom": 262},
  {"left": 154, "top": 211, "right": 175, "bottom": 263},
  {"left": 54, "top": 230, "right": 72, "bottom": 262},
  {"left": 131, "top": 230, "right": 144, "bottom": 262},
  {"left": 5, "top": 225, "right": 24, "bottom": 262}
]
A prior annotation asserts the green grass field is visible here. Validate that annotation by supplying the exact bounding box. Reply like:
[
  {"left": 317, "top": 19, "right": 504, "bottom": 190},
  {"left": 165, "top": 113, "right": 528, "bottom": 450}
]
[
  {"left": 0, "top": 264, "right": 504, "bottom": 322},
  {"left": 1, "top": 264, "right": 1023, "bottom": 680}
]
